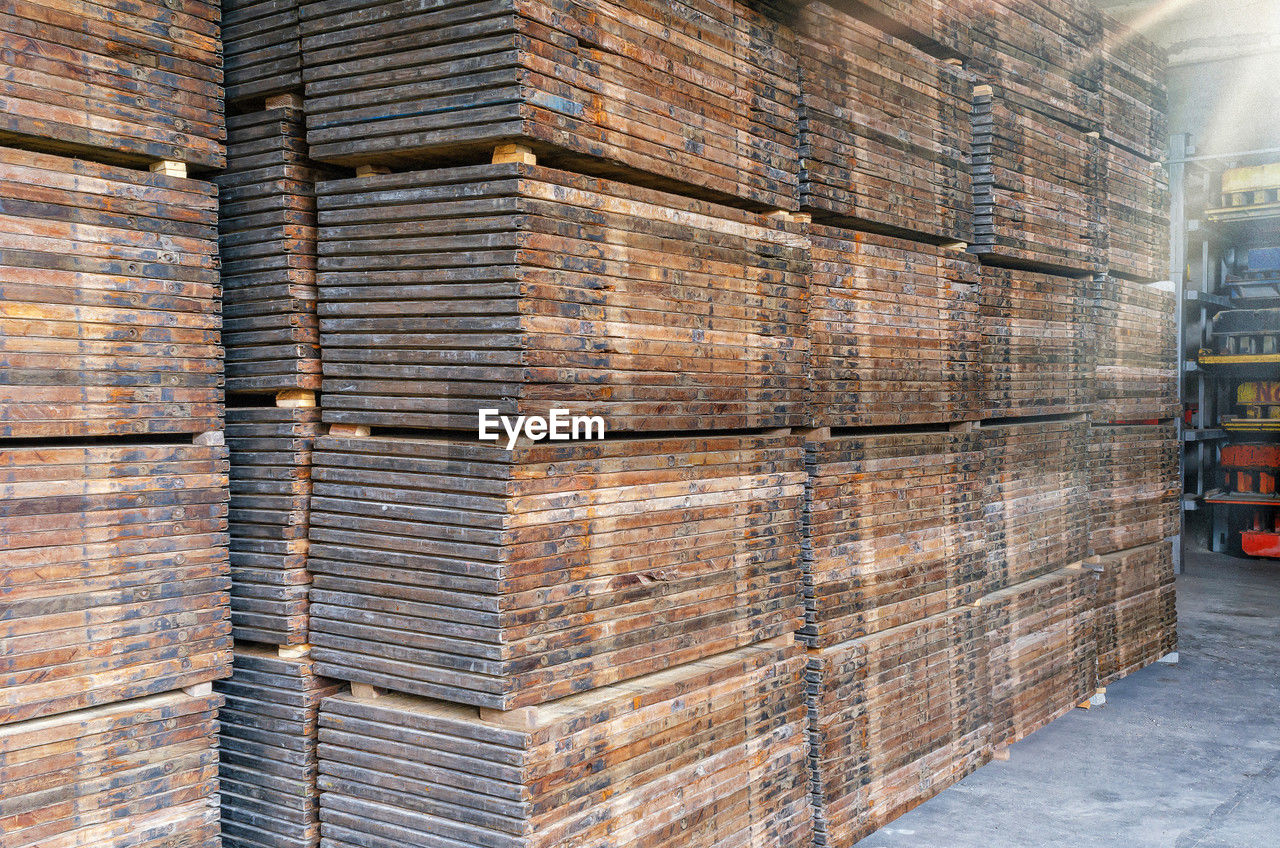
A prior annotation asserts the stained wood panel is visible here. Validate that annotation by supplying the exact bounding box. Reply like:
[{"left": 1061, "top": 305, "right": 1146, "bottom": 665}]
[
  {"left": 217, "top": 648, "right": 343, "bottom": 848},
  {"left": 1092, "top": 276, "right": 1178, "bottom": 422},
  {"left": 1087, "top": 424, "right": 1179, "bottom": 556},
  {"left": 0, "top": 147, "right": 223, "bottom": 439},
  {"left": 316, "top": 640, "right": 811, "bottom": 848},
  {"left": 0, "top": 690, "right": 222, "bottom": 848},
  {"left": 0, "top": 443, "right": 231, "bottom": 725},
  {"left": 1099, "top": 143, "right": 1170, "bottom": 283},
  {"left": 299, "top": 0, "right": 799, "bottom": 209},
  {"left": 802, "top": 430, "right": 985, "bottom": 647},
  {"left": 1092, "top": 540, "right": 1176, "bottom": 686},
  {"left": 315, "top": 164, "right": 809, "bottom": 432},
  {"left": 228, "top": 407, "right": 322, "bottom": 646},
  {"left": 0, "top": 0, "right": 225, "bottom": 168},
  {"left": 808, "top": 607, "right": 990, "bottom": 848},
  {"left": 980, "top": 266, "right": 1096, "bottom": 418},
  {"left": 224, "top": 0, "right": 302, "bottom": 105},
  {"left": 983, "top": 565, "right": 1096, "bottom": 751},
  {"left": 797, "top": 1, "right": 974, "bottom": 242},
  {"left": 809, "top": 227, "right": 981, "bottom": 426},
  {"left": 307, "top": 432, "right": 805, "bottom": 709}
]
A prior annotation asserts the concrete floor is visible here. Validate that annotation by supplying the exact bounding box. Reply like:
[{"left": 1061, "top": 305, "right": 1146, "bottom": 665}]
[{"left": 855, "top": 545, "right": 1280, "bottom": 848}]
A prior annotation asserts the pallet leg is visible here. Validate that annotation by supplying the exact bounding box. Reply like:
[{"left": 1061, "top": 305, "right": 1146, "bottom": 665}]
[
  {"left": 150, "top": 160, "right": 187, "bottom": 178},
  {"left": 276, "top": 390, "right": 317, "bottom": 409},
  {"left": 492, "top": 143, "right": 536, "bottom": 165}
]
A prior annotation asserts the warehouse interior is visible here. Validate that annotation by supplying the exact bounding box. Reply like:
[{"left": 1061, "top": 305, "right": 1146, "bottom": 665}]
[{"left": 0, "top": 0, "right": 1277, "bottom": 847}]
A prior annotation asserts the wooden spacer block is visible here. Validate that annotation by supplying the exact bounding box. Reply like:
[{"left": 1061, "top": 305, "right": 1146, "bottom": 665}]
[
  {"left": 150, "top": 160, "right": 187, "bottom": 179},
  {"left": 328, "top": 424, "right": 371, "bottom": 437},
  {"left": 492, "top": 143, "right": 536, "bottom": 165},
  {"left": 356, "top": 164, "right": 391, "bottom": 178},
  {"left": 277, "top": 644, "right": 312, "bottom": 659},
  {"left": 992, "top": 747, "right": 1010, "bottom": 762},
  {"left": 193, "top": 431, "right": 225, "bottom": 447},
  {"left": 182, "top": 682, "right": 213, "bottom": 697},
  {"left": 276, "top": 390, "right": 317, "bottom": 408},
  {"left": 350, "top": 682, "right": 382, "bottom": 700},
  {"left": 265, "top": 92, "right": 304, "bottom": 110}
]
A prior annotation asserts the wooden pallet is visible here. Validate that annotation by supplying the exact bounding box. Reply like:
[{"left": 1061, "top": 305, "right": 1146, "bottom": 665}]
[
  {"left": 982, "top": 418, "right": 1090, "bottom": 593},
  {"left": 797, "top": 2, "right": 974, "bottom": 243},
  {"left": 224, "top": 0, "right": 303, "bottom": 105},
  {"left": 1095, "top": 13, "right": 1168, "bottom": 161},
  {"left": 807, "top": 606, "right": 990, "bottom": 848},
  {"left": 1099, "top": 142, "right": 1170, "bottom": 282},
  {"left": 217, "top": 108, "right": 340, "bottom": 395},
  {"left": 1087, "top": 424, "right": 1179, "bottom": 556},
  {"left": 307, "top": 431, "right": 805, "bottom": 709},
  {"left": 802, "top": 429, "right": 985, "bottom": 648},
  {"left": 982, "top": 565, "right": 1096, "bottom": 751},
  {"left": 299, "top": 0, "right": 799, "bottom": 209},
  {"left": 971, "top": 86, "right": 1104, "bottom": 275},
  {"left": 228, "top": 405, "right": 323, "bottom": 646},
  {"left": 0, "top": 147, "right": 223, "bottom": 439},
  {"left": 0, "top": 442, "right": 231, "bottom": 725},
  {"left": 0, "top": 0, "right": 224, "bottom": 168},
  {"left": 809, "top": 227, "right": 981, "bottom": 426},
  {"left": 1092, "top": 276, "right": 1178, "bottom": 422},
  {"left": 316, "top": 640, "right": 811, "bottom": 848},
  {"left": 217, "top": 647, "right": 343, "bottom": 848},
  {"left": 817, "top": 0, "right": 971, "bottom": 59},
  {"left": 0, "top": 690, "right": 222, "bottom": 848},
  {"left": 1092, "top": 540, "right": 1177, "bottom": 686},
  {"left": 980, "top": 266, "right": 1096, "bottom": 418},
  {"left": 315, "top": 163, "right": 809, "bottom": 432}
]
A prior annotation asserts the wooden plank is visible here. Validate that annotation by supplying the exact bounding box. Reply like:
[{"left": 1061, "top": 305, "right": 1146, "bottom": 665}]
[
  {"left": 1092, "top": 540, "right": 1177, "bottom": 686},
  {"left": 1086, "top": 424, "right": 1179, "bottom": 555},
  {"left": 316, "top": 640, "right": 811, "bottom": 848},
  {"left": 0, "top": 690, "right": 222, "bottom": 848},
  {"left": 0, "top": 146, "right": 223, "bottom": 439},
  {"left": 306, "top": 431, "right": 805, "bottom": 709},
  {"left": 0, "top": 443, "right": 231, "bottom": 725},
  {"left": 1091, "top": 276, "right": 1178, "bottom": 422}
]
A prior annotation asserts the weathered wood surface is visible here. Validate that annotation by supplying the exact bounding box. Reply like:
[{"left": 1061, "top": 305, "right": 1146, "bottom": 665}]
[
  {"left": 982, "top": 419, "right": 1089, "bottom": 593},
  {"left": 316, "top": 640, "right": 811, "bottom": 848},
  {"left": 1091, "top": 276, "right": 1178, "bottom": 422},
  {"left": 1099, "top": 142, "right": 1170, "bottom": 282},
  {"left": 1087, "top": 424, "right": 1179, "bottom": 556},
  {"left": 0, "top": 0, "right": 225, "bottom": 168},
  {"left": 1092, "top": 540, "right": 1176, "bottom": 686},
  {"left": 817, "top": 0, "right": 971, "bottom": 59},
  {"left": 797, "top": 2, "right": 974, "bottom": 243},
  {"left": 807, "top": 607, "right": 990, "bottom": 848},
  {"left": 809, "top": 227, "right": 981, "bottom": 426},
  {"left": 971, "top": 87, "right": 1104, "bottom": 275},
  {"left": 801, "top": 430, "right": 985, "bottom": 647},
  {"left": 1094, "top": 13, "right": 1168, "bottom": 162},
  {"left": 299, "top": 0, "right": 799, "bottom": 209},
  {"left": 0, "top": 147, "right": 223, "bottom": 439},
  {"left": 307, "top": 432, "right": 805, "bottom": 709},
  {"left": 224, "top": 0, "right": 302, "bottom": 105},
  {"left": 217, "top": 108, "right": 338, "bottom": 394},
  {"left": 982, "top": 565, "right": 1096, "bottom": 751},
  {"left": 0, "top": 443, "right": 231, "bottom": 725},
  {"left": 217, "top": 647, "right": 343, "bottom": 848},
  {"left": 315, "top": 164, "right": 809, "bottom": 432},
  {"left": 0, "top": 690, "right": 222, "bottom": 848},
  {"left": 228, "top": 406, "right": 322, "bottom": 646},
  {"left": 980, "top": 266, "right": 1096, "bottom": 418}
]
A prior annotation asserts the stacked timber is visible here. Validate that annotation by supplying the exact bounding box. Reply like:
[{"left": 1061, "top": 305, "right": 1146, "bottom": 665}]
[
  {"left": 807, "top": 607, "right": 990, "bottom": 847},
  {"left": 808, "top": 227, "right": 981, "bottom": 426},
  {"left": 1095, "top": 15, "right": 1168, "bottom": 161},
  {"left": 314, "top": 164, "right": 809, "bottom": 432},
  {"left": 1086, "top": 424, "right": 1179, "bottom": 556},
  {"left": 1098, "top": 143, "right": 1170, "bottom": 282},
  {"left": 1092, "top": 277, "right": 1178, "bottom": 422},
  {"left": 809, "top": 0, "right": 971, "bottom": 59},
  {"left": 0, "top": 690, "right": 222, "bottom": 848},
  {"left": 217, "top": 107, "right": 339, "bottom": 395},
  {"left": 801, "top": 429, "right": 985, "bottom": 647},
  {"left": 217, "top": 648, "right": 342, "bottom": 848},
  {"left": 298, "top": 0, "right": 799, "bottom": 209},
  {"left": 0, "top": 0, "right": 225, "bottom": 168},
  {"left": 226, "top": 406, "right": 323, "bottom": 646},
  {"left": 307, "top": 431, "right": 806, "bottom": 708},
  {"left": 0, "top": 443, "right": 231, "bottom": 725},
  {"left": 970, "top": 85, "right": 1104, "bottom": 275},
  {"left": 0, "top": 147, "right": 222, "bottom": 439},
  {"left": 982, "top": 565, "right": 1096, "bottom": 751},
  {"left": 1092, "top": 541, "right": 1177, "bottom": 686},
  {"left": 224, "top": 0, "right": 303, "bottom": 105},
  {"left": 796, "top": 1, "right": 974, "bottom": 242},
  {"left": 316, "top": 640, "right": 811, "bottom": 848},
  {"left": 982, "top": 418, "right": 1089, "bottom": 593},
  {"left": 979, "top": 266, "right": 1096, "bottom": 418}
]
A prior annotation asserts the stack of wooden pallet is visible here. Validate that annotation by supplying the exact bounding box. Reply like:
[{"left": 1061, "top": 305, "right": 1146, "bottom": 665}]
[
  {"left": 1092, "top": 541, "right": 1177, "bottom": 686},
  {"left": 0, "top": 1, "right": 230, "bottom": 842},
  {"left": 1093, "top": 277, "right": 1179, "bottom": 422}
]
